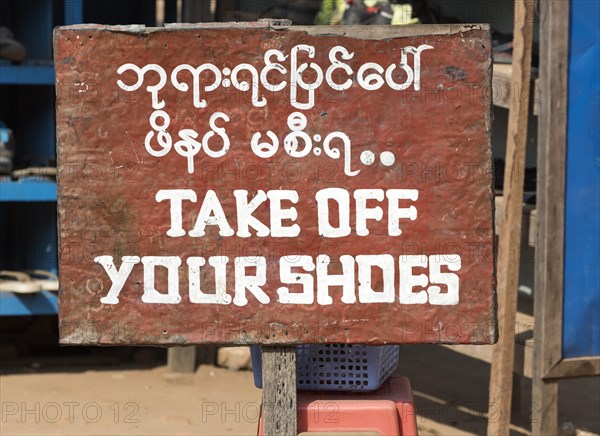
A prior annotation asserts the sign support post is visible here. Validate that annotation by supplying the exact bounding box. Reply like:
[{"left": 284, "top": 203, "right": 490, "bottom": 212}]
[
  {"left": 167, "top": 346, "right": 196, "bottom": 373},
  {"left": 262, "top": 346, "right": 297, "bottom": 435}
]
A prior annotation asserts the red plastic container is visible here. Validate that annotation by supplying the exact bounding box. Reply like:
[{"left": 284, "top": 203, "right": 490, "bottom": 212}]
[{"left": 257, "top": 376, "right": 418, "bottom": 435}]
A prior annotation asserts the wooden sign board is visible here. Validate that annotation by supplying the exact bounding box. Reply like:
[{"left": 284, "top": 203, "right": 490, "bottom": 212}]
[{"left": 55, "top": 23, "right": 496, "bottom": 345}]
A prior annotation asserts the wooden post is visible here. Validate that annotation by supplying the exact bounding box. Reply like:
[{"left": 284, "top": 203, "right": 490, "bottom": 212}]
[
  {"left": 487, "top": 0, "right": 534, "bottom": 434},
  {"left": 532, "top": 0, "right": 570, "bottom": 434},
  {"left": 168, "top": 346, "right": 197, "bottom": 373},
  {"left": 262, "top": 346, "right": 297, "bottom": 436}
]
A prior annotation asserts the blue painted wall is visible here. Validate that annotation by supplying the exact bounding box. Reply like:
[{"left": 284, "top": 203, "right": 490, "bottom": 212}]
[{"left": 563, "top": 0, "right": 600, "bottom": 358}]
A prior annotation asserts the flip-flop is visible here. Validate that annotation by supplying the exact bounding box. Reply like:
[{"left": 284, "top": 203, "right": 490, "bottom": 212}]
[
  {"left": 0, "top": 271, "right": 42, "bottom": 294},
  {"left": 12, "top": 167, "right": 57, "bottom": 180},
  {"left": 25, "top": 270, "right": 59, "bottom": 291}
]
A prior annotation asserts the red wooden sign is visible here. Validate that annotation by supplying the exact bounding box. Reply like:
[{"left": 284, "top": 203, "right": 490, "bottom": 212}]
[{"left": 55, "top": 23, "right": 496, "bottom": 345}]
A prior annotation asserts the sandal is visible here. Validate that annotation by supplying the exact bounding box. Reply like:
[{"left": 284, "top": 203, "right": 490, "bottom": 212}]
[
  {"left": 0, "top": 271, "right": 43, "bottom": 294},
  {"left": 26, "top": 270, "right": 59, "bottom": 291},
  {"left": 12, "top": 167, "right": 57, "bottom": 180}
]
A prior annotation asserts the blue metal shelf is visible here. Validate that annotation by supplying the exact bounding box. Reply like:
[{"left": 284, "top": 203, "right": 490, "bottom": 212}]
[
  {"left": 0, "top": 63, "right": 55, "bottom": 85},
  {"left": 0, "top": 0, "right": 152, "bottom": 318},
  {"left": 0, "top": 291, "right": 58, "bottom": 316},
  {"left": 0, "top": 0, "right": 84, "bottom": 317},
  {"left": 0, "top": 180, "right": 57, "bottom": 202}
]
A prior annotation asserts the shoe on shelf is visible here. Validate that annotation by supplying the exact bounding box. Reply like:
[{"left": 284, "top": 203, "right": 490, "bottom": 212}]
[
  {"left": 0, "top": 121, "right": 14, "bottom": 176},
  {"left": 25, "top": 270, "right": 59, "bottom": 291},
  {"left": 12, "top": 166, "right": 57, "bottom": 180},
  {"left": 0, "top": 27, "right": 27, "bottom": 63},
  {"left": 0, "top": 271, "right": 43, "bottom": 294}
]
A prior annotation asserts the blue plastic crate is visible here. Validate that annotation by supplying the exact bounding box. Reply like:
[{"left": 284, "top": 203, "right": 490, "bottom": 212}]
[{"left": 251, "top": 344, "right": 399, "bottom": 392}]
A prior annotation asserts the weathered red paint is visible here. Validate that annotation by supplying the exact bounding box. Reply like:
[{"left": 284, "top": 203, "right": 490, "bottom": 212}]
[{"left": 55, "top": 23, "right": 496, "bottom": 345}]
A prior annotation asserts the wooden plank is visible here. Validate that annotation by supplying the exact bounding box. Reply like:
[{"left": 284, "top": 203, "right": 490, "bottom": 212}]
[
  {"left": 442, "top": 323, "right": 535, "bottom": 379},
  {"left": 534, "top": 0, "right": 569, "bottom": 379},
  {"left": 532, "top": 0, "right": 570, "bottom": 434},
  {"left": 262, "top": 346, "right": 297, "bottom": 436},
  {"left": 492, "top": 63, "right": 539, "bottom": 115},
  {"left": 492, "top": 63, "right": 513, "bottom": 110},
  {"left": 528, "top": 209, "right": 536, "bottom": 246},
  {"left": 494, "top": 196, "right": 536, "bottom": 246},
  {"left": 167, "top": 347, "right": 197, "bottom": 373},
  {"left": 545, "top": 356, "right": 600, "bottom": 379},
  {"left": 487, "top": 1, "right": 535, "bottom": 434},
  {"left": 532, "top": 376, "right": 559, "bottom": 435},
  {"left": 533, "top": 78, "right": 540, "bottom": 117}
]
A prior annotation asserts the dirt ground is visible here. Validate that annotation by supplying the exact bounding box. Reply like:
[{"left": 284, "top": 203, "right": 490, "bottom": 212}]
[
  {"left": 1, "top": 348, "right": 599, "bottom": 436},
  {"left": 1, "top": 301, "right": 599, "bottom": 436},
  {"left": 1, "top": 365, "right": 261, "bottom": 435}
]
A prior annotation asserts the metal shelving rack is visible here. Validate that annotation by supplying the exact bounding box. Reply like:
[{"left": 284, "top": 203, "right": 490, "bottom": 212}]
[
  {"left": 0, "top": 0, "right": 82, "bottom": 315},
  {"left": 0, "top": 0, "right": 162, "bottom": 315}
]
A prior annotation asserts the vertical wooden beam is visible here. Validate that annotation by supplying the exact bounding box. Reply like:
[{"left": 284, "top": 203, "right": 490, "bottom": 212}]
[
  {"left": 487, "top": 1, "right": 535, "bottom": 434},
  {"left": 168, "top": 346, "right": 197, "bottom": 373},
  {"left": 262, "top": 346, "right": 297, "bottom": 436},
  {"left": 532, "top": 0, "right": 570, "bottom": 434},
  {"left": 532, "top": 374, "right": 559, "bottom": 434}
]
